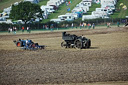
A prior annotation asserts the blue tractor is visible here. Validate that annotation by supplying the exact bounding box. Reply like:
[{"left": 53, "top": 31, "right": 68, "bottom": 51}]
[{"left": 13, "top": 39, "right": 45, "bottom": 50}]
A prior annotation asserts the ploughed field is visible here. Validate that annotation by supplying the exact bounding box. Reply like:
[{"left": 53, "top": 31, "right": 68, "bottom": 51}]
[{"left": 0, "top": 27, "right": 128, "bottom": 85}]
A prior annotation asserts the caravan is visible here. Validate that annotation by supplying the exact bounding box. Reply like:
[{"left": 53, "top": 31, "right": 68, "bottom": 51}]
[
  {"left": 50, "top": 18, "right": 62, "bottom": 23},
  {"left": 41, "top": 5, "right": 55, "bottom": 13},
  {"left": 65, "top": 13, "right": 79, "bottom": 19},
  {"left": 72, "top": 6, "right": 87, "bottom": 14},
  {"left": 76, "top": 4, "right": 89, "bottom": 11},
  {"left": 82, "top": 15, "right": 98, "bottom": 21},
  {"left": 49, "top": 0, "right": 61, "bottom": 6},
  {"left": 79, "top": 1, "right": 92, "bottom": 7},
  {"left": 101, "top": 0, "right": 117, "bottom": 5},
  {"left": 47, "top": 1, "right": 59, "bottom": 7},
  {"left": 58, "top": 15, "right": 75, "bottom": 21},
  {"left": 95, "top": 8, "right": 113, "bottom": 15},
  {"left": 92, "top": 11, "right": 109, "bottom": 18}
]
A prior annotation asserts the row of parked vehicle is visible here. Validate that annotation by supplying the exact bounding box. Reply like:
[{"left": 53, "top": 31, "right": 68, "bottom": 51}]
[
  {"left": 50, "top": 0, "right": 93, "bottom": 23},
  {"left": 41, "top": 0, "right": 66, "bottom": 19},
  {"left": 0, "top": 0, "right": 118, "bottom": 24},
  {"left": 82, "top": 0, "right": 117, "bottom": 20}
]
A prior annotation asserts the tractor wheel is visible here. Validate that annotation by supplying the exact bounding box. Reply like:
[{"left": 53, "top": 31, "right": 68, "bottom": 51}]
[
  {"left": 61, "top": 41, "right": 66, "bottom": 47},
  {"left": 74, "top": 39, "right": 82, "bottom": 49},
  {"left": 86, "top": 39, "right": 91, "bottom": 48},
  {"left": 16, "top": 41, "right": 22, "bottom": 47}
]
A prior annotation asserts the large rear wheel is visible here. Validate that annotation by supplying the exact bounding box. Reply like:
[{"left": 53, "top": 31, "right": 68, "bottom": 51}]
[
  {"left": 87, "top": 39, "right": 91, "bottom": 48},
  {"left": 74, "top": 39, "right": 82, "bottom": 49}
]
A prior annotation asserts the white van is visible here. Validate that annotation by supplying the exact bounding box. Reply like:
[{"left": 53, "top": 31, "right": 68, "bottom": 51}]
[
  {"left": 72, "top": 7, "right": 87, "bottom": 13},
  {"left": 82, "top": 15, "right": 98, "bottom": 21},
  {"left": 58, "top": 15, "right": 75, "bottom": 21},
  {"left": 95, "top": 8, "right": 113, "bottom": 15},
  {"left": 41, "top": 5, "right": 55, "bottom": 13},
  {"left": 50, "top": 18, "right": 62, "bottom": 23},
  {"left": 92, "top": 11, "right": 109, "bottom": 18},
  {"left": 65, "top": 13, "right": 79, "bottom": 19},
  {"left": 79, "top": 2, "right": 92, "bottom": 7},
  {"left": 49, "top": 0, "right": 61, "bottom": 6},
  {"left": 47, "top": 1, "right": 59, "bottom": 7},
  {"left": 101, "top": 0, "right": 117, "bottom": 5}
]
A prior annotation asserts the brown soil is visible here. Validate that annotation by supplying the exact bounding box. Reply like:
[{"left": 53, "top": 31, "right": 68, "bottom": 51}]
[{"left": 0, "top": 27, "right": 128, "bottom": 85}]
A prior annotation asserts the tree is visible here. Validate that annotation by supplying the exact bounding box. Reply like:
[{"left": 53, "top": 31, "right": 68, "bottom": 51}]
[{"left": 10, "top": 1, "right": 42, "bottom": 24}]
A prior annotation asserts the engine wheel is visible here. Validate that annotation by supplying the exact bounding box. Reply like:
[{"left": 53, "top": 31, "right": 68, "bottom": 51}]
[
  {"left": 16, "top": 41, "right": 22, "bottom": 47},
  {"left": 87, "top": 39, "right": 91, "bottom": 48},
  {"left": 61, "top": 41, "right": 66, "bottom": 47},
  {"left": 74, "top": 39, "right": 82, "bottom": 49}
]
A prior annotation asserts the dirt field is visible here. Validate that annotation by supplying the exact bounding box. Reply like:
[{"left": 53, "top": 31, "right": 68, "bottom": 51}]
[{"left": 0, "top": 27, "right": 128, "bottom": 85}]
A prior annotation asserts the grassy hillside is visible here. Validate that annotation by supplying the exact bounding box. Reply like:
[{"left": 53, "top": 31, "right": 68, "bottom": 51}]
[
  {"left": 0, "top": 0, "right": 23, "bottom": 12},
  {"left": 110, "top": 0, "right": 128, "bottom": 18},
  {"left": 38, "top": 0, "right": 48, "bottom": 6}
]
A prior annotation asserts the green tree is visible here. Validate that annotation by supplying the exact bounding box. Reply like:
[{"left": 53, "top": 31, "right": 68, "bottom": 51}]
[{"left": 10, "top": 1, "right": 42, "bottom": 24}]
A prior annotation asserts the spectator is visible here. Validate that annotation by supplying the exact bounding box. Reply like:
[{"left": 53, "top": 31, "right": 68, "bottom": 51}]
[
  {"left": 117, "top": 21, "right": 120, "bottom": 27},
  {"left": 71, "top": 23, "right": 74, "bottom": 29},
  {"left": 84, "top": 22, "right": 86, "bottom": 28},
  {"left": 88, "top": 23, "right": 91, "bottom": 29},
  {"left": 66, "top": 24, "right": 68, "bottom": 28},
  {"left": 45, "top": 25, "right": 48, "bottom": 30},
  {"left": 92, "top": 23, "right": 95, "bottom": 29},
  {"left": 22, "top": 26, "right": 24, "bottom": 33},
  {"left": 82, "top": 22, "right": 84, "bottom": 28},
  {"left": 13, "top": 27, "right": 16, "bottom": 34},
  {"left": 109, "top": 22, "right": 111, "bottom": 28},
  {"left": 107, "top": 23, "right": 109, "bottom": 28},
  {"left": 14, "top": 27, "right": 17, "bottom": 34},
  {"left": 50, "top": 24, "right": 54, "bottom": 31},
  {"left": 10, "top": 28, "right": 12, "bottom": 33},
  {"left": 27, "top": 27, "right": 30, "bottom": 33},
  {"left": 107, "top": 22, "right": 111, "bottom": 28},
  {"left": 80, "top": 23, "right": 82, "bottom": 29},
  {"left": 8, "top": 27, "right": 11, "bottom": 33}
]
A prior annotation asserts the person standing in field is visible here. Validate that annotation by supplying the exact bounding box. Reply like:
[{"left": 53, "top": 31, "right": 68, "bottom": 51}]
[
  {"left": 8, "top": 27, "right": 11, "bottom": 33},
  {"left": 71, "top": 23, "right": 74, "bottom": 29},
  {"left": 107, "top": 22, "right": 111, "bottom": 28},
  {"left": 117, "top": 21, "right": 120, "bottom": 27},
  {"left": 14, "top": 27, "right": 17, "bottom": 34},
  {"left": 22, "top": 26, "right": 24, "bottom": 33},
  {"left": 80, "top": 23, "right": 82, "bottom": 29},
  {"left": 88, "top": 23, "right": 91, "bottom": 29},
  {"left": 84, "top": 22, "right": 87, "bottom": 28},
  {"left": 13, "top": 27, "right": 16, "bottom": 34},
  {"left": 10, "top": 28, "right": 12, "bottom": 33},
  {"left": 109, "top": 22, "right": 111, "bottom": 28},
  {"left": 27, "top": 27, "right": 30, "bottom": 33},
  {"left": 92, "top": 23, "right": 95, "bottom": 29}
]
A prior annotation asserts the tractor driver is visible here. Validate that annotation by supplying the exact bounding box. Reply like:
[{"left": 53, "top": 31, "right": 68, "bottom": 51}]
[{"left": 26, "top": 39, "right": 33, "bottom": 47}]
